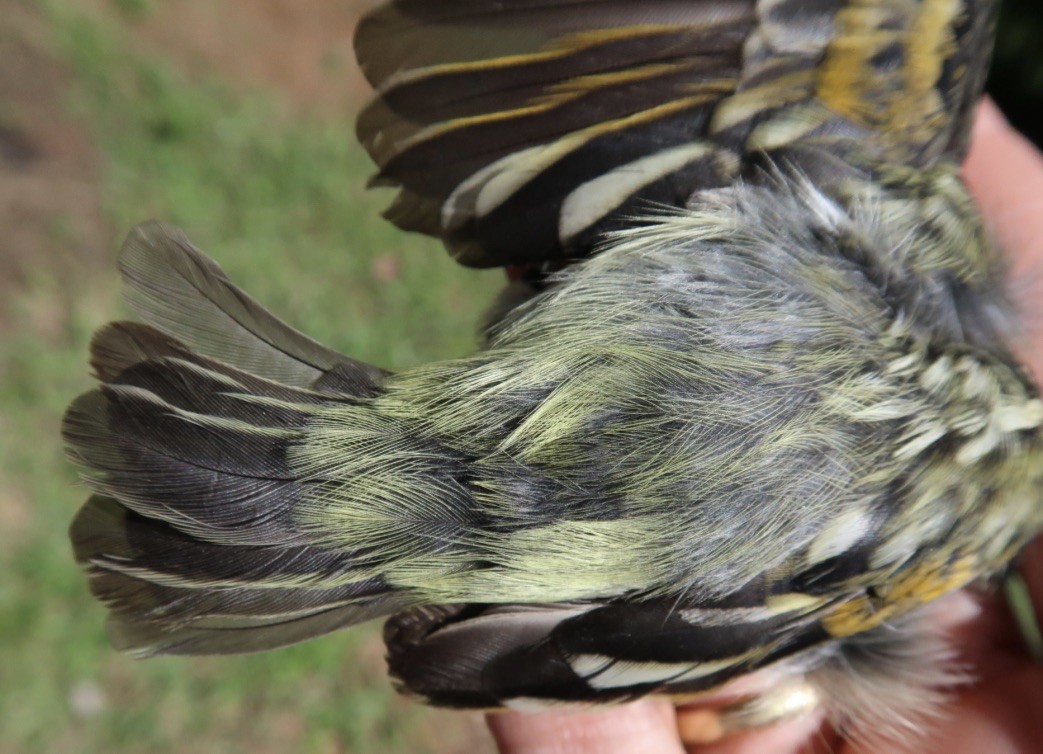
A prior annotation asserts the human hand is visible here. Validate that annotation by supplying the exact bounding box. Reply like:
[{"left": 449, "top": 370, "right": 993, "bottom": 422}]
[{"left": 484, "top": 100, "right": 1043, "bottom": 754}]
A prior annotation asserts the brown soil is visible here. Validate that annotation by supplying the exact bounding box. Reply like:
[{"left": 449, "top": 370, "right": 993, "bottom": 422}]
[
  {"left": 129, "top": 0, "right": 379, "bottom": 114},
  {"left": 0, "top": 0, "right": 109, "bottom": 323},
  {"left": 0, "top": 0, "right": 378, "bottom": 328}
]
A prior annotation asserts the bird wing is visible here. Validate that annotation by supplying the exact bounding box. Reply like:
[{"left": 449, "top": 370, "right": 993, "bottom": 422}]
[
  {"left": 383, "top": 595, "right": 831, "bottom": 708},
  {"left": 386, "top": 543, "right": 987, "bottom": 710},
  {"left": 354, "top": 0, "right": 999, "bottom": 268}
]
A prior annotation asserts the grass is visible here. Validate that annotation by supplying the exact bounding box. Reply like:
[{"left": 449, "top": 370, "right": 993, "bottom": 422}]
[{"left": 1, "top": 3, "right": 497, "bottom": 752}]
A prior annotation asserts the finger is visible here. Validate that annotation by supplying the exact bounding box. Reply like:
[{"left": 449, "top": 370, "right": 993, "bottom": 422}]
[
  {"left": 964, "top": 99, "right": 1043, "bottom": 380},
  {"left": 487, "top": 699, "right": 685, "bottom": 754},
  {"left": 964, "top": 99, "right": 1043, "bottom": 276},
  {"left": 679, "top": 709, "right": 828, "bottom": 754},
  {"left": 830, "top": 667, "right": 1043, "bottom": 754},
  {"left": 944, "top": 588, "right": 1028, "bottom": 677},
  {"left": 918, "top": 667, "right": 1043, "bottom": 754}
]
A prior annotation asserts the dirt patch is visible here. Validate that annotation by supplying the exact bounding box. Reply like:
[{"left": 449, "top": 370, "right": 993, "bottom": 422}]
[
  {"left": 0, "top": 0, "right": 382, "bottom": 330},
  {"left": 0, "top": 479, "right": 32, "bottom": 554},
  {"left": 120, "top": 0, "right": 380, "bottom": 115},
  {"left": 0, "top": 0, "right": 110, "bottom": 326}
]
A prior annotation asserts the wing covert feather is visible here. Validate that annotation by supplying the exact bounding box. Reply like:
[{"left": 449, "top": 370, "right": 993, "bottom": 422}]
[{"left": 355, "top": 0, "right": 999, "bottom": 268}]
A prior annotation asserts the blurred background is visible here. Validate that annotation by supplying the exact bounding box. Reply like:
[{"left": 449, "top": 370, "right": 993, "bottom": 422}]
[
  {"left": 0, "top": 0, "right": 498, "bottom": 751},
  {"left": 0, "top": 1, "right": 1040, "bottom": 752}
]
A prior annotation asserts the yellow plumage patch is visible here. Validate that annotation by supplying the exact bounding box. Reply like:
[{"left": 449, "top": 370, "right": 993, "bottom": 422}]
[
  {"left": 823, "top": 554, "right": 978, "bottom": 637},
  {"left": 817, "top": 0, "right": 962, "bottom": 155}
]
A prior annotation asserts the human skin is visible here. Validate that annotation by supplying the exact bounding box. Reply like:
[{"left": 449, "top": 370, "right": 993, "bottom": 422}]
[{"left": 485, "top": 100, "right": 1043, "bottom": 754}]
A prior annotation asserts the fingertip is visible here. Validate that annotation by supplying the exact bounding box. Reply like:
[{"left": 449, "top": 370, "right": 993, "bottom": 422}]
[
  {"left": 963, "top": 100, "right": 1043, "bottom": 274},
  {"left": 487, "top": 699, "right": 685, "bottom": 754},
  {"left": 680, "top": 709, "right": 826, "bottom": 754},
  {"left": 969, "top": 98, "right": 1011, "bottom": 142},
  {"left": 919, "top": 669, "right": 1043, "bottom": 754}
]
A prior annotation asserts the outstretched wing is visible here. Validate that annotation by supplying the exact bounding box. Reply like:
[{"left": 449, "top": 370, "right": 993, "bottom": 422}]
[{"left": 354, "top": 0, "right": 999, "bottom": 268}]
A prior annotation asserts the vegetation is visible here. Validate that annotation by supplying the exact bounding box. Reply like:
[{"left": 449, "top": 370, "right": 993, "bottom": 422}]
[{"left": 1, "top": 2, "right": 495, "bottom": 752}]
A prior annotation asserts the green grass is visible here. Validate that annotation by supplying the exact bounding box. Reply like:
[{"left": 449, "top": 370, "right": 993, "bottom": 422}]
[{"left": 1, "top": 4, "right": 497, "bottom": 752}]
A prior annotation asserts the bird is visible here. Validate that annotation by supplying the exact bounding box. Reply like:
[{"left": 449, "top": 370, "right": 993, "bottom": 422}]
[{"left": 64, "top": 0, "right": 1043, "bottom": 744}]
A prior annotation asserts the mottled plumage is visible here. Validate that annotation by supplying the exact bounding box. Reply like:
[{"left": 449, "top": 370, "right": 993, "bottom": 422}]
[{"left": 65, "top": 0, "right": 1041, "bottom": 744}]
